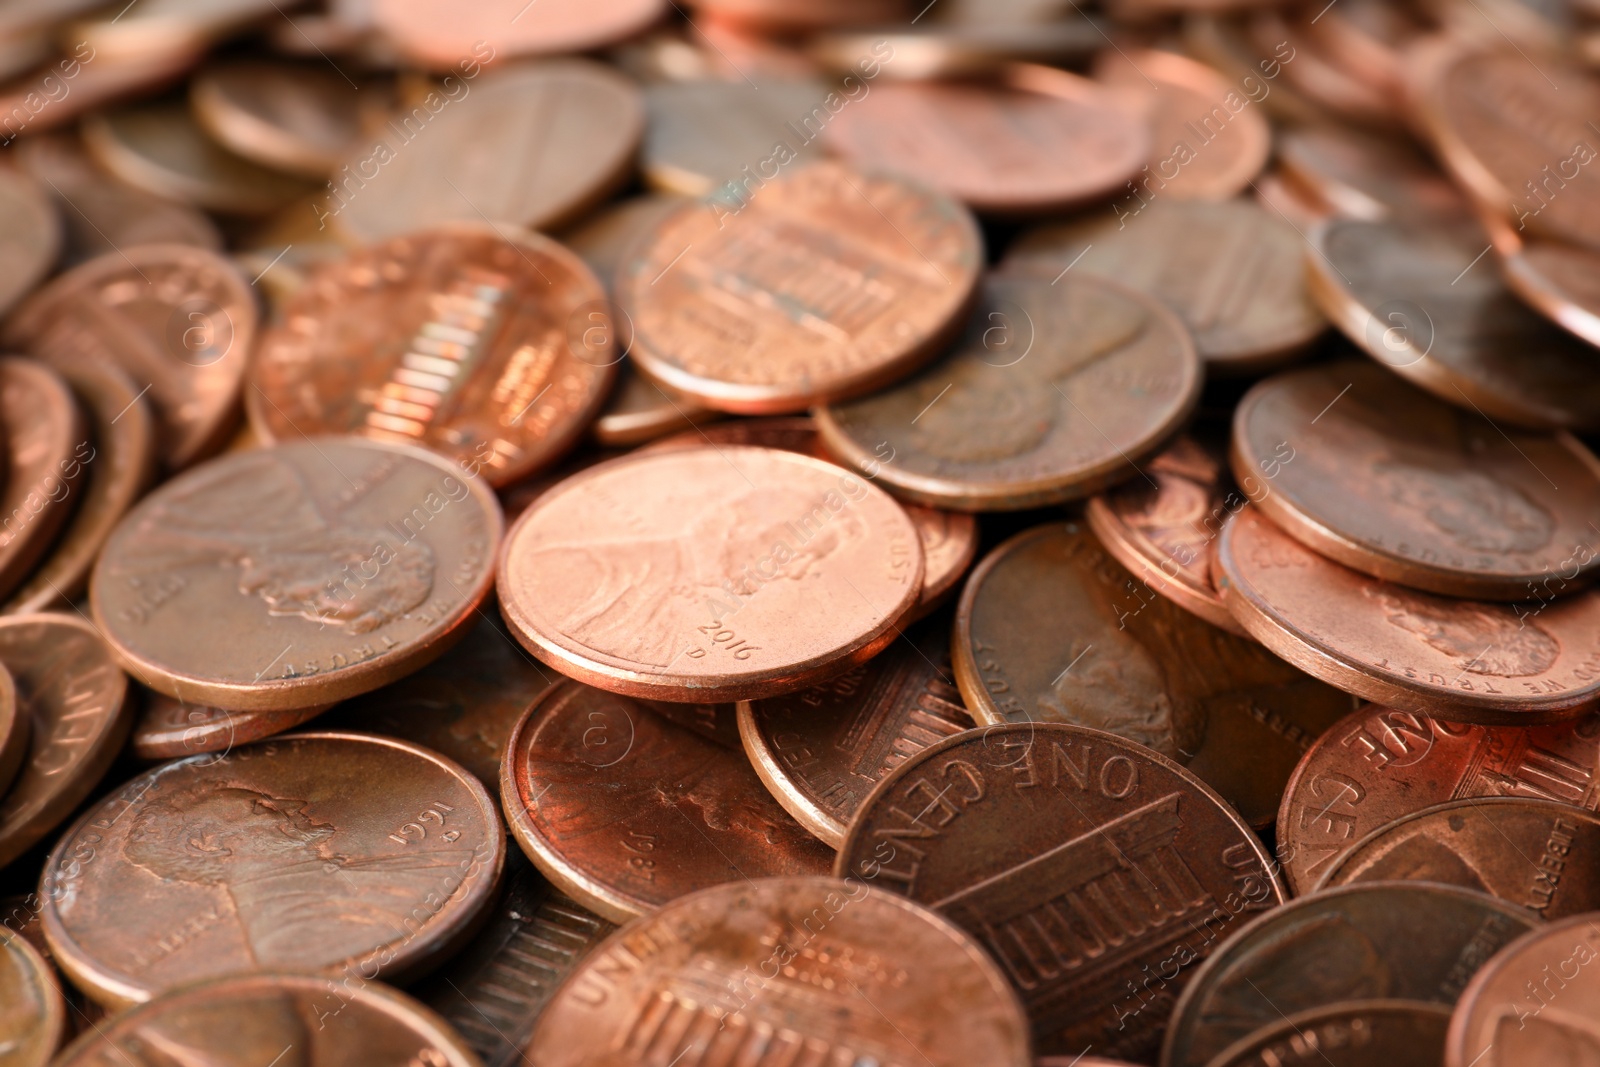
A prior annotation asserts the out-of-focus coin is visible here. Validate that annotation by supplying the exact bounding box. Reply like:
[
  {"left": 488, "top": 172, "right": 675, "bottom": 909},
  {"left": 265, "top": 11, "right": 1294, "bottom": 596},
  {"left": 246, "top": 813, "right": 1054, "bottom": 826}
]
[
  {"left": 824, "top": 64, "right": 1148, "bottom": 215},
  {"left": 3, "top": 244, "right": 255, "bottom": 472},
  {"left": 129, "top": 691, "right": 333, "bottom": 761},
  {"left": 0, "top": 359, "right": 86, "bottom": 602},
  {"left": 0, "top": 615, "right": 132, "bottom": 869},
  {"left": 1234, "top": 360, "right": 1600, "bottom": 600},
  {"left": 249, "top": 226, "right": 616, "bottom": 488},
  {"left": 1161, "top": 882, "right": 1535, "bottom": 1067},
  {"left": 501, "top": 680, "right": 834, "bottom": 922},
  {"left": 1183, "top": 15, "right": 1329, "bottom": 127},
  {"left": 817, "top": 272, "right": 1201, "bottom": 510},
  {"left": 375, "top": 0, "right": 664, "bottom": 67},
  {"left": 0, "top": 662, "right": 22, "bottom": 798},
  {"left": 0, "top": 165, "right": 57, "bottom": 316},
  {"left": 1037, "top": 1060, "right": 1142, "bottom": 1067},
  {"left": 0, "top": 926, "right": 62, "bottom": 1067},
  {"left": 1217, "top": 508, "right": 1600, "bottom": 724},
  {"left": 190, "top": 60, "right": 369, "bottom": 177},
  {"left": 837, "top": 721, "right": 1283, "bottom": 1060},
  {"left": 952, "top": 523, "right": 1355, "bottom": 828},
  {"left": 1302, "top": 0, "right": 1434, "bottom": 96},
  {"left": 1006, "top": 199, "right": 1325, "bottom": 373},
  {"left": 809, "top": 21, "right": 1104, "bottom": 81},
  {"left": 1500, "top": 238, "right": 1600, "bottom": 350},
  {"left": 1248, "top": 9, "right": 1394, "bottom": 126},
  {"left": 91, "top": 439, "right": 503, "bottom": 711},
  {"left": 329, "top": 59, "right": 643, "bottom": 243},
  {"left": 1276, "top": 124, "right": 1467, "bottom": 221},
  {"left": 1206, "top": 1000, "right": 1452, "bottom": 1067},
  {"left": 618, "top": 162, "right": 981, "bottom": 414},
  {"left": 49, "top": 971, "right": 480, "bottom": 1066},
  {"left": 527, "top": 875, "right": 1031, "bottom": 1067},
  {"left": 0, "top": 47, "right": 197, "bottom": 141},
  {"left": 1254, "top": 168, "right": 1334, "bottom": 229},
  {"left": 686, "top": 0, "right": 909, "bottom": 31},
  {"left": 41, "top": 732, "right": 505, "bottom": 1009},
  {"left": 642, "top": 78, "right": 828, "bottom": 196},
  {"left": 70, "top": 0, "right": 292, "bottom": 61},
  {"left": 498, "top": 445, "right": 922, "bottom": 701}
]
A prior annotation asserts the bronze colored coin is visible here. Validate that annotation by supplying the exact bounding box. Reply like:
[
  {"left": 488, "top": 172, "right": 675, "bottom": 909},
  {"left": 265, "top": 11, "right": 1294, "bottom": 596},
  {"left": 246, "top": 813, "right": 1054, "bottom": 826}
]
[
  {"left": 70, "top": 0, "right": 293, "bottom": 61},
  {"left": 50, "top": 971, "right": 479, "bottom": 1067},
  {"left": 0, "top": 927, "right": 63, "bottom": 1067},
  {"left": 1206, "top": 1000, "right": 1452, "bottom": 1067},
  {"left": 642, "top": 78, "right": 829, "bottom": 196},
  {"left": 817, "top": 271, "right": 1201, "bottom": 510},
  {"left": 1160, "top": 882, "right": 1535, "bottom": 1067},
  {"left": 190, "top": 60, "right": 369, "bottom": 177},
  {"left": 91, "top": 438, "right": 503, "bottom": 711},
  {"left": 130, "top": 691, "right": 332, "bottom": 761},
  {"left": 836, "top": 722, "right": 1282, "bottom": 1059},
  {"left": 1216, "top": 508, "right": 1600, "bottom": 724},
  {"left": 1006, "top": 199, "right": 1325, "bottom": 373},
  {"left": 1182, "top": 15, "right": 1330, "bottom": 128},
  {"left": 1306, "top": 216, "right": 1600, "bottom": 432},
  {"left": 1253, "top": 169, "right": 1335, "bottom": 231},
  {"left": 0, "top": 615, "right": 132, "bottom": 870},
  {"left": 1038, "top": 1060, "right": 1141, "bottom": 1067},
  {"left": 1234, "top": 360, "right": 1600, "bottom": 600},
  {"left": 0, "top": 359, "right": 85, "bottom": 603},
  {"left": 501, "top": 680, "right": 834, "bottom": 922},
  {"left": 809, "top": 21, "right": 1103, "bottom": 81},
  {"left": 3, "top": 243, "right": 255, "bottom": 472},
  {"left": 687, "top": 0, "right": 909, "bottom": 30},
  {"left": 0, "top": 165, "right": 58, "bottom": 317},
  {"left": 375, "top": 0, "right": 664, "bottom": 67},
  {"left": 1501, "top": 238, "right": 1600, "bottom": 351},
  {"left": 618, "top": 161, "right": 981, "bottom": 414},
  {"left": 1302, "top": 0, "right": 1433, "bottom": 96},
  {"left": 0, "top": 47, "right": 198, "bottom": 141},
  {"left": 41, "top": 731, "right": 505, "bottom": 1008},
  {"left": 953, "top": 523, "right": 1356, "bottom": 829},
  {"left": 824, "top": 64, "right": 1148, "bottom": 215},
  {"left": 498, "top": 445, "right": 922, "bottom": 701},
  {"left": 1276, "top": 125, "right": 1467, "bottom": 222},
  {"left": 249, "top": 226, "right": 616, "bottom": 488},
  {"left": 0, "top": 661, "right": 22, "bottom": 799},
  {"left": 527, "top": 875, "right": 1030, "bottom": 1067},
  {"left": 1247, "top": 9, "right": 1394, "bottom": 127}
]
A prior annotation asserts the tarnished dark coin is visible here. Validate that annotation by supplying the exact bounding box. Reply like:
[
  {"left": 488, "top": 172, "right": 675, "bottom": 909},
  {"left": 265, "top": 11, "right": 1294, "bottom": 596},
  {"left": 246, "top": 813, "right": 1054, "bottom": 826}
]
[
  {"left": 130, "top": 690, "right": 332, "bottom": 761},
  {"left": 190, "top": 60, "right": 370, "bottom": 177},
  {"left": 0, "top": 165, "right": 59, "bottom": 316},
  {"left": 527, "top": 876, "right": 1032, "bottom": 1067},
  {"left": 1446, "top": 914, "right": 1600, "bottom": 1067},
  {"left": 837, "top": 721, "right": 1283, "bottom": 1060},
  {"left": 1159, "top": 882, "right": 1537, "bottom": 1067},
  {"left": 1276, "top": 124, "right": 1466, "bottom": 221},
  {"left": 0, "top": 661, "right": 22, "bottom": 799},
  {"left": 954, "top": 523, "right": 1356, "bottom": 829},
  {"left": 500, "top": 680, "right": 834, "bottom": 922},
  {"left": 0, "top": 926, "right": 63, "bottom": 1067},
  {"left": 1206, "top": 1000, "right": 1451, "bottom": 1067},
  {"left": 41, "top": 732, "right": 505, "bottom": 1009},
  {"left": 0, "top": 358, "right": 87, "bottom": 602}
]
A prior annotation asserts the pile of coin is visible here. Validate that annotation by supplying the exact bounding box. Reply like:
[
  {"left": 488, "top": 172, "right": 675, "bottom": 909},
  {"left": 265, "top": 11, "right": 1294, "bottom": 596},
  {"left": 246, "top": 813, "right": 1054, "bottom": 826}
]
[{"left": 0, "top": 0, "right": 1598, "bottom": 1065}]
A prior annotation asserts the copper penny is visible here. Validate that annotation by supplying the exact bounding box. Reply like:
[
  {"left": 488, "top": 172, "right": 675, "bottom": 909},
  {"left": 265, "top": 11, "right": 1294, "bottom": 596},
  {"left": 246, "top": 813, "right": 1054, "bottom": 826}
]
[
  {"left": 1247, "top": 10, "right": 1393, "bottom": 127},
  {"left": 1160, "top": 881, "right": 1536, "bottom": 1067},
  {"left": 617, "top": 161, "right": 981, "bottom": 414},
  {"left": 50, "top": 971, "right": 479, "bottom": 1066},
  {"left": 1306, "top": 216, "right": 1600, "bottom": 431},
  {"left": 837, "top": 721, "right": 1282, "bottom": 1059},
  {"left": 1253, "top": 168, "right": 1336, "bottom": 231},
  {"left": 0, "top": 165, "right": 58, "bottom": 317},
  {"left": 375, "top": 0, "right": 664, "bottom": 67},
  {"left": 248, "top": 225, "right": 617, "bottom": 488},
  {"left": 0, "top": 48, "right": 198, "bottom": 141},
  {"left": 1233, "top": 360, "right": 1600, "bottom": 600},
  {"left": 1182, "top": 15, "right": 1328, "bottom": 128},
  {"left": 809, "top": 22, "right": 1102, "bottom": 81},
  {"left": 0, "top": 615, "right": 133, "bottom": 870},
  {"left": 500, "top": 680, "right": 834, "bottom": 922},
  {"left": 3, "top": 243, "right": 255, "bottom": 472},
  {"left": 1216, "top": 507, "right": 1600, "bottom": 724},
  {"left": 1276, "top": 124, "right": 1467, "bottom": 222},
  {"left": 688, "top": 0, "right": 908, "bottom": 30},
  {"left": 1302, "top": 0, "right": 1433, "bottom": 97},
  {"left": 41, "top": 731, "right": 505, "bottom": 1008},
  {"left": 191, "top": 60, "right": 370, "bottom": 177},
  {"left": 642, "top": 78, "right": 829, "bottom": 196},
  {"left": 498, "top": 445, "right": 922, "bottom": 702},
  {"left": 526, "top": 875, "right": 1031, "bottom": 1067},
  {"left": 70, "top": 0, "right": 294, "bottom": 61},
  {"left": 0, "top": 926, "right": 63, "bottom": 1067},
  {"left": 130, "top": 690, "right": 333, "bottom": 761},
  {"left": 0, "top": 662, "right": 22, "bottom": 799},
  {"left": 1006, "top": 198, "right": 1326, "bottom": 373},
  {"left": 0, "top": 359, "right": 86, "bottom": 603},
  {"left": 1206, "top": 1000, "right": 1452, "bottom": 1067},
  {"left": 1501, "top": 238, "right": 1600, "bottom": 351},
  {"left": 91, "top": 438, "right": 503, "bottom": 711},
  {"left": 816, "top": 271, "right": 1201, "bottom": 511}
]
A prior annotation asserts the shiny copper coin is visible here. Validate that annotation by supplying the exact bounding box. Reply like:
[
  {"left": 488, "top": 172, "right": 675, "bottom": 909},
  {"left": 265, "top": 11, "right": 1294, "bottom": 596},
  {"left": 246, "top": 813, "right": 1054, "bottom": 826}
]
[
  {"left": 0, "top": 927, "right": 63, "bottom": 1067},
  {"left": 809, "top": 21, "right": 1102, "bottom": 81},
  {"left": 91, "top": 439, "right": 503, "bottom": 711},
  {"left": 1160, "top": 881, "right": 1536, "bottom": 1067},
  {"left": 1006, "top": 198, "right": 1325, "bottom": 373},
  {"left": 0, "top": 165, "right": 58, "bottom": 317},
  {"left": 70, "top": 0, "right": 294, "bottom": 61},
  {"left": 1234, "top": 360, "right": 1600, "bottom": 600},
  {"left": 1206, "top": 1000, "right": 1452, "bottom": 1067},
  {"left": 0, "top": 662, "right": 22, "bottom": 799},
  {"left": 1276, "top": 124, "right": 1467, "bottom": 221},
  {"left": 527, "top": 875, "right": 1031, "bottom": 1067},
  {"left": 618, "top": 161, "right": 981, "bottom": 414},
  {"left": 1305, "top": 216, "right": 1600, "bottom": 431},
  {"left": 41, "top": 732, "right": 505, "bottom": 1008},
  {"left": 191, "top": 60, "right": 369, "bottom": 177},
  {"left": 642, "top": 79, "right": 829, "bottom": 196},
  {"left": 1501, "top": 238, "right": 1600, "bottom": 351},
  {"left": 1216, "top": 508, "right": 1600, "bottom": 724},
  {"left": 824, "top": 64, "right": 1148, "bottom": 215},
  {"left": 501, "top": 680, "right": 834, "bottom": 922},
  {"left": 130, "top": 690, "right": 333, "bottom": 761},
  {"left": 837, "top": 721, "right": 1283, "bottom": 1060},
  {"left": 0, "top": 615, "right": 132, "bottom": 869},
  {"left": 817, "top": 271, "right": 1201, "bottom": 511},
  {"left": 249, "top": 226, "right": 616, "bottom": 488},
  {"left": 498, "top": 445, "right": 922, "bottom": 701},
  {"left": 0, "top": 359, "right": 85, "bottom": 603},
  {"left": 375, "top": 0, "right": 664, "bottom": 67},
  {"left": 3, "top": 243, "right": 255, "bottom": 472}
]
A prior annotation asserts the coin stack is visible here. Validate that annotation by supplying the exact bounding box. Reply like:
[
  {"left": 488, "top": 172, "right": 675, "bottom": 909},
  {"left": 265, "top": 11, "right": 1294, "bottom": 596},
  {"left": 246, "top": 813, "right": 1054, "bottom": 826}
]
[{"left": 0, "top": 0, "right": 1597, "bottom": 1065}]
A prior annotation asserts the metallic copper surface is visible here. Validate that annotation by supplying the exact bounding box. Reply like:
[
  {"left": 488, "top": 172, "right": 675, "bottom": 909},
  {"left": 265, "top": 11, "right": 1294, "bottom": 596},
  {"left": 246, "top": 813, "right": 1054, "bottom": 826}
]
[
  {"left": 375, "top": 0, "right": 666, "bottom": 67},
  {"left": 617, "top": 162, "right": 982, "bottom": 415},
  {"left": 1206, "top": 1000, "right": 1451, "bottom": 1067},
  {"left": 130, "top": 690, "right": 333, "bottom": 761},
  {"left": 642, "top": 79, "right": 829, "bottom": 196},
  {"left": 40, "top": 732, "right": 505, "bottom": 1009},
  {"left": 1301, "top": 0, "right": 1432, "bottom": 98},
  {"left": 689, "top": 0, "right": 908, "bottom": 30},
  {"left": 808, "top": 21, "right": 1102, "bottom": 81},
  {"left": 497, "top": 445, "right": 922, "bottom": 702},
  {"left": 190, "top": 60, "right": 370, "bottom": 177},
  {"left": 1276, "top": 124, "right": 1467, "bottom": 221},
  {"left": 0, "top": 926, "right": 62, "bottom": 1067},
  {"left": 0, "top": 662, "right": 22, "bottom": 798},
  {"left": 0, "top": 166, "right": 58, "bottom": 316},
  {"left": 816, "top": 272, "right": 1202, "bottom": 511},
  {"left": 91, "top": 438, "right": 503, "bottom": 711},
  {"left": 1501, "top": 238, "right": 1600, "bottom": 351},
  {"left": 836, "top": 721, "right": 1284, "bottom": 1060},
  {"left": 1160, "top": 882, "right": 1537, "bottom": 1067},
  {"left": 0, "top": 359, "right": 85, "bottom": 602},
  {"left": 526, "top": 876, "right": 1032, "bottom": 1067},
  {"left": 249, "top": 225, "right": 617, "bottom": 488}
]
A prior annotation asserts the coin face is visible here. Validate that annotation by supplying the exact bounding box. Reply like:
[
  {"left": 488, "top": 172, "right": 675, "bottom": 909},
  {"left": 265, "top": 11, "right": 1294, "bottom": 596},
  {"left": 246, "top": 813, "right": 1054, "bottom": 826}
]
[
  {"left": 1446, "top": 914, "right": 1600, "bottom": 1067},
  {"left": 498, "top": 445, "right": 922, "bottom": 701},
  {"left": 0, "top": 926, "right": 62, "bottom": 1067},
  {"left": 1205, "top": 1000, "right": 1452, "bottom": 1067},
  {"left": 1160, "top": 882, "right": 1536, "bottom": 1067},
  {"left": 190, "top": 60, "right": 369, "bottom": 176},
  {"left": 374, "top": 0, "right": 665, "bottom": 66},
  {"left": 0, "top": 663, "right": 22, "bottom": 798},
  {"left": 1276, "top": 124, "right": 1467, "bottom": 221},
  {"left": 501, "top": 681, "right": 834, "bottom": 921},
  {"left": 41, "top": 732, "right": 505, "bottom": 1008},
  {"left": 0, "top": 359, "right": 87, "bottom": 601},
  {"left": 642, "top": 78, "right": 829, "bottom": 195},
  {"left": 249, "top": 226, "right": 617, "bottom": 487},
  {"left": 130, "top": 691, "right": 333, "bottom": 761},
  {"left": 0, "top": 165, "right": 58, "bottom": 316},
  {"left": 1233, "top": 360, "right": 1600, "bottom": 599},
  {"left": 837, "top": 722, "right": 1283, "bottom": 1060},
  {"left": 816, "top": 272, "right": 1201, "bottom": 510},
  {"left": 617, "top": 162, "right": 982, "bottom": 414},
  {"left": 1501, "top": 239, "right": 1600, "bottom": 351},
  {"left": 527, "top": 875, "right": 1032, "bottom": 1067},
  {"left": 91, "top": 439, "right": 504, "bottom": 711}
]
